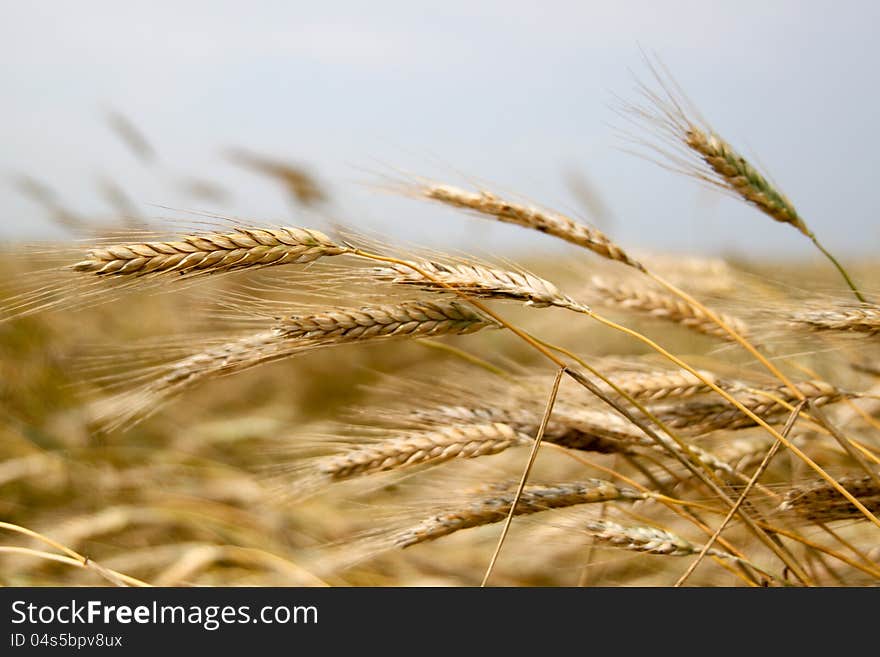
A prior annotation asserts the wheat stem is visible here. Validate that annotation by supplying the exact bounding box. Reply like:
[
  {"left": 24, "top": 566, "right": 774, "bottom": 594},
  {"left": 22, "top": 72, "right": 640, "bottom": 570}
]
[{"left": 481, "top": 367, "right": 564, "bottom": 587}]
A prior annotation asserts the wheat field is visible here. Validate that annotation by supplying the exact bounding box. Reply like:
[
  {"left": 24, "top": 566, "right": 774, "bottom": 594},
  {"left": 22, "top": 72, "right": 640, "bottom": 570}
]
[{"left": 1, "top": 66, "right": 878, "bottom": 588}]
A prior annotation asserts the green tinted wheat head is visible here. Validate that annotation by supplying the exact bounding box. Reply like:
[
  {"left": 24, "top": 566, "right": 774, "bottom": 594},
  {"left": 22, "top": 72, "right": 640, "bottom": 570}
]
[
  {"left": 684, "top": 128, "right": 807, "bottom": 234},
  {"left": 628, "top": 60, "right": 866, "bottom": 302}
]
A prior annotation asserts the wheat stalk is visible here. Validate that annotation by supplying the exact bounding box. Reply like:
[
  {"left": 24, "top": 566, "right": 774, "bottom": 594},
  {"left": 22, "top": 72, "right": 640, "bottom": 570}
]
[
  {"left": 395, "top": 479, "right": 645, "bottom": 548},
  {"left": 71, "top": 226, "right": 349, "bottom": 277}
]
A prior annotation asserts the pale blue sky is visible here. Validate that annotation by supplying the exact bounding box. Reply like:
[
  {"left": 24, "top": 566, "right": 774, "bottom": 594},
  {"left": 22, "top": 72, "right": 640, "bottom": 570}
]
[{"left": 1, "top": 1, "right": 878, "bottom": 258}]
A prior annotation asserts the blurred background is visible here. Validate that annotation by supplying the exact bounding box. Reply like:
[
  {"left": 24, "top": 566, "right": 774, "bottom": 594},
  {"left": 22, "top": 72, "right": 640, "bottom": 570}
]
[{"left": 1, "top": 1, "right": 878, "bottom": 257}]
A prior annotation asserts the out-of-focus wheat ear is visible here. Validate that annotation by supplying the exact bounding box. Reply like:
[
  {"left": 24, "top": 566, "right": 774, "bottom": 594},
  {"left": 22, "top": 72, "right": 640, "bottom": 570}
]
[
  {"left": 94, "top": 300, "right": 501, "bottom": 430},
  {"left": 401, "top": 404, "right": 640, "bottom": 455},
  {"left": 607, "top": 367, "right": 723, "bottom": 402},
  {"left": 779, "top": 475, "right": 880, "bottom": 523},
  {"left": 788, "top": 304, "right": 880, "bottom": 336},
  {"left": 70, "top": 226, "right": 350, "bottom": 278},
  {"left": 226, "top": 149, "right": 327, "bottom": 206},
  {"left": 394, "top": 480, "right": 646, "bottom": 548},
  {"left": 373, "top": 259, "right": 590, "bottom": 313},
  {"left": 89, "top": 328, "right": 289, "bottom": 431},
  {"left": 656, "top": 380, "right": 846, "bottom": 434},
  {"left": 419, "top": 183, "right": 644, "bottom": 270},
  {"left": 584, "top": 519, "right": 735, "bottom": 561},
  {"left": 587, "top": 276, "right": 749, "bottom": 341}
]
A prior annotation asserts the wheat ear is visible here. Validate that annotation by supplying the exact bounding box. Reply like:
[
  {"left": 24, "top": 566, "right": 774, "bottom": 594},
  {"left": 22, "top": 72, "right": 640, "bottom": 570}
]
[
  {"left": 422, "top": 184, "right": 644, "bottom": 270},
  {"left": 684, "top": 127, "right": 807, "bottom": 233},
  {"left": 789, "top": 305, "right": 880, "bottom": 336},
  {"left": 604, "top": 368, "right": 722, "bottom": 401},
  {"left": 780, "top": 475, "right": 880, "bottom": 522},
  {"left": 401, "top": 405, "right": 637, "bottom": 455},
  {"left": 395, "top": 480, "right": 645, "bottom": 548},
  {"left": 71, "top": 226, "right": 349, "bottom": 277},
  {"left": 584, "top": 519, "right": 735, "bottom": 560},
  {"left": 96, "top": 300, "right": 499, "bottom": 428},
  {"left": 656, "top": 380, "right": 844, "bottom": 434},
  {"left": 589, "top": 277, "right": 749, "bottom": 340},
  {"left": 310, "top": 423, "right": 528, "bottom": 483},
  {"left": 374, "top": 259, "right": 589, "bottom": 312}
]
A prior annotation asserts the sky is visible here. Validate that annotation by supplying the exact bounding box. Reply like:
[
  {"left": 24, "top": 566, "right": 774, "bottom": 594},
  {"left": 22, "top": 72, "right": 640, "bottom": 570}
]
[{"left": 1, "top": 1, "right": 878, "bottom": 259}]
